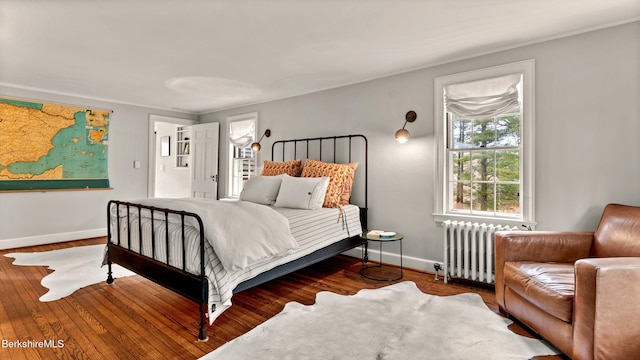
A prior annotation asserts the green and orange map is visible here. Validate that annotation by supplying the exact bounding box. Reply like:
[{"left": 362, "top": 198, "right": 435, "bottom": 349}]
[{"left": 0, "top": 97, "right": 110, "bottom": 190}]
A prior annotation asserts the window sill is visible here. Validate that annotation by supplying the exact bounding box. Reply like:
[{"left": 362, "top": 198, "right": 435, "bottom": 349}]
[{"left": 432, "top": 213, "right": 536, "bottom": 230}]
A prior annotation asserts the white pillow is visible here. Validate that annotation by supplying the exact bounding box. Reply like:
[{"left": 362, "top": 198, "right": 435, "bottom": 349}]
[
  {"left": 239, "top": 175, "right": 283, "bottom": 205},
  {"left": 274, "top": 175, "right": 329, "bottom": 210}
]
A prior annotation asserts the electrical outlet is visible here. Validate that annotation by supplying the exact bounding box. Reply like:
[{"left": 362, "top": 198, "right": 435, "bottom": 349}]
[{"left": 433, "top": 263, "right": 443, "bottom": 281}]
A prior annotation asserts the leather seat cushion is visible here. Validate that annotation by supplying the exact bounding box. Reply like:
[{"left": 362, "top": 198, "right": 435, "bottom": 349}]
[{"left": 503, "top": 261, "right": 575, "bottom": 322}]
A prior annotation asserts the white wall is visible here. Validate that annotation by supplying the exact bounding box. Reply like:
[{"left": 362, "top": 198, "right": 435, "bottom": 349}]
[
  {"left": 0, "top": 87, "right": 197, "bottom": 249},
  {"left": 200, "top": 22, "right": 640, "bottom": 271},
  {"left": 154, "top": 122, "right": 191, "bottom": 198}
]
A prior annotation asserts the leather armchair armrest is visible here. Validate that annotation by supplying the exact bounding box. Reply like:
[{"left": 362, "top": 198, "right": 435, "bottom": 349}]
[
  {"left": 573, "top": 257, "right": 640, "bottom": 360},
  {"left": 494, "top": 231, "right": 593, "bottom": 309},
  {"left": 495, "top": 231, "right": 593, "bottom": 264}
]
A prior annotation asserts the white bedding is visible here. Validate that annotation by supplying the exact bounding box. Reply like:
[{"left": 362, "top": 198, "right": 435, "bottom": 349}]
[
  {"left": 113, "top": 198, "right": 298, "bottom": 271},
  {"left": 109, "top": 199, "right": 362, "bottom": 324}
]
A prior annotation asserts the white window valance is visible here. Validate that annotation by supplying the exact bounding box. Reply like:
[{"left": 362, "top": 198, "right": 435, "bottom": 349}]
[
  {"left": 444, "top": 73, "right": 522, "bottom": 119},
  {"left": 229, "top": 119, "right": 255, "bottom": 148}
]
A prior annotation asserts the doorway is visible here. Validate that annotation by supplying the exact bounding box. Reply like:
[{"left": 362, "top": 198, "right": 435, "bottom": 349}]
[{"left": 148, "top": 114, "right": 196, "bottom": 198}]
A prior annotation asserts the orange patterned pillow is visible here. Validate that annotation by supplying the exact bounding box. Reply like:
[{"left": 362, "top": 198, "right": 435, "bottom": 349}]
[
  {"left": 261, "top": 159, "right": 302, "bottom": 177},
  {"left": 340, "top": 162, "right": 359, "bottom": 205},
  {"left": 301, "top": 159, "right": 355, "bottom": 208}
]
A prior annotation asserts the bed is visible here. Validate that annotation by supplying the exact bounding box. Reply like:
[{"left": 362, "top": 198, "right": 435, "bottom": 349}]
[{"left": 105, "top": 134, "right": 369, "bottom": 341}]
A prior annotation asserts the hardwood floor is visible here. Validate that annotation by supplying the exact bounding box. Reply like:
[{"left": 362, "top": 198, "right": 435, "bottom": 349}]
[{"left": 0, "top": 237, "right": 563, "bottom": 360}]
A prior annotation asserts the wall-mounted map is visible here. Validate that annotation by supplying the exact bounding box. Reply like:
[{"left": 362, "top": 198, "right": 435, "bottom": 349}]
[{"left": 0, "top": 97, "right": 111, "bottom": 191}]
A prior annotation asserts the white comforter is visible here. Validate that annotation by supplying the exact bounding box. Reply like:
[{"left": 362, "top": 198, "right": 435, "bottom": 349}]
[{"left": 126, "top": 198, "right": 298, "bottom": 271}]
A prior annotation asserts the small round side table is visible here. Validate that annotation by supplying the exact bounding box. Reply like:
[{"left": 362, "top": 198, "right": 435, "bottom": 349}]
[{"left": 359, "top": 231, "right": 404, "bottom": 281}]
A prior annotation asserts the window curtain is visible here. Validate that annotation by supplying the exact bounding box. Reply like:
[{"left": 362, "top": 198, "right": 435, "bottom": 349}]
[
  {"left": 444, "top": 73, "right": 521, "bottom": 119},
  {"left": 229, "top": 119, "right": 255, "bottom": 148}
]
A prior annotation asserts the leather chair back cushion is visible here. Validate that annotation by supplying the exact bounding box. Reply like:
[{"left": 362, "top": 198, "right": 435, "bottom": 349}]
[
  {"left": 593, "top": 204, "right": 640, "bottom": 257},
  {"left": 503, "top": 261, "right": 575, "bottom": 322}
]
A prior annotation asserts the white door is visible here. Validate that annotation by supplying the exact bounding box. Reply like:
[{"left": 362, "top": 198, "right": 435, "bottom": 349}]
[{"left": 190, "top": 122, "right": 219, "bottom": 199}]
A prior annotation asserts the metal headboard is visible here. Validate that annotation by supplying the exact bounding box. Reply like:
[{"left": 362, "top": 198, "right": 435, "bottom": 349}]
[{"left": 271, "top": 134, "right": 368, "bottom": 223}]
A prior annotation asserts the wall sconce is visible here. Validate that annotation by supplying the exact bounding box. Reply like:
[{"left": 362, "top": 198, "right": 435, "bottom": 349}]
[
  {"left": 251, "top": 129, "right": 271, "bottom": 152},
  {"left": 395, "top": 111, "right": 417, "bottom": 143}
]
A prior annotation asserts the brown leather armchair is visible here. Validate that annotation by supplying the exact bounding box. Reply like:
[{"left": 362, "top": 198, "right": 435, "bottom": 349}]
[{"left": 495, "top": 204, "right": 640, "bottom": 360}]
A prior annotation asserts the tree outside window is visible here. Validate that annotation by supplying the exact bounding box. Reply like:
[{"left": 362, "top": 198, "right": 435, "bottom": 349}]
[{"left": 449, "top": 108, "right": 520, "bottom": 216}]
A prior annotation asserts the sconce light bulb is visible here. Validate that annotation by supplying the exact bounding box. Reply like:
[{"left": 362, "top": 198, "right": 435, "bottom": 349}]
[
  {"left": 251, "top": 142, "right": 262, "bottom": 152},
  {"left": 395, "top": 128, "right": 410, "bottom": 143}
]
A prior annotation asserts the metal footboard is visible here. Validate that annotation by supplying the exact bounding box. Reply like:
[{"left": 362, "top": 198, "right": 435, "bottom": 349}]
[{"left": 105, "top": 200, "right": 209, "bottom": 341}]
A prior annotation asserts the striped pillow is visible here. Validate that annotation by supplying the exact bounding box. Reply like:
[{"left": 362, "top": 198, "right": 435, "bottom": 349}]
[
  {"left": 301, "top": 159, "right": 355, "bottom": 208},
  {"left": 261, "top": 159, "right": 302, "bottom": 177}
]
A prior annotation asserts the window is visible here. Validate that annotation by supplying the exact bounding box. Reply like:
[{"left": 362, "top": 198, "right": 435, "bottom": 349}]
[
  {"left": 227, "top": 112, "right": 257, "bottom": 197},
  {"left": 449, "top": 107, "right": 521, "bottom": 216},
  {"left": 434, "top": 60, "right": 535, "bottom": 227}
]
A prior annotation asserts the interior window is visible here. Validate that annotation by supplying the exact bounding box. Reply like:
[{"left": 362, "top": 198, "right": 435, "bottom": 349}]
[{"left": 227, "top": 113, "right": 257, "bottom": 197}]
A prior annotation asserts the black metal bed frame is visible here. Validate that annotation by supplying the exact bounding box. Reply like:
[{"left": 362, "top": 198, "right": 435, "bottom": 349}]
[{"left": 105, "top": 134, "right": 368, "bottom": 341}]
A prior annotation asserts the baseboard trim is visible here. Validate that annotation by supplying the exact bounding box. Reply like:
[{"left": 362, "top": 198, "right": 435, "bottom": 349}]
[
  {"left": 0, "top": 228, "right": 107, "bottom": 250},
  {"left": 341, "top": 247, "right": 440, "bottom": 274},
  {"left": 1, "top": 231, "right": 442, "bottom": 276}
]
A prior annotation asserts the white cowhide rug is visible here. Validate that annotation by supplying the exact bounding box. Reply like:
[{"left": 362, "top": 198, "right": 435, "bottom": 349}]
[
  {"left": 5, "top": 244, "right": 135, "bottom": 302},
  {"left": 202, "top": 281, "right": 559, "bottom": 360}
]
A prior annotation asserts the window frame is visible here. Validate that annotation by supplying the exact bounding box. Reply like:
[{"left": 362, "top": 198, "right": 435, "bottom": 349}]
[
  {"left": 226, "top": 112, "right": 258, "bottom": 198},
  {"left": 433, "top": 60, "right": 536, "bottom": 228}
]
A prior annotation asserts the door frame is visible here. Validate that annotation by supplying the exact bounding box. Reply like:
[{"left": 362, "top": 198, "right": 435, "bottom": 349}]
[{"left": 148, "top": 114, "right": 196, "bottom": 198}]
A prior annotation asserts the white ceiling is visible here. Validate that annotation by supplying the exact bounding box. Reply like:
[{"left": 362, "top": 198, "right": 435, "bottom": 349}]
[{"left": 1, "top": 0, "right": 639, "bottom": 114}]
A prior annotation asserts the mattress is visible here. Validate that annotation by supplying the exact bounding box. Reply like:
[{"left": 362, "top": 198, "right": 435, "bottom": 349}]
[{"left": 109, "top": 201, "right": 362, "bottom": 323}]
